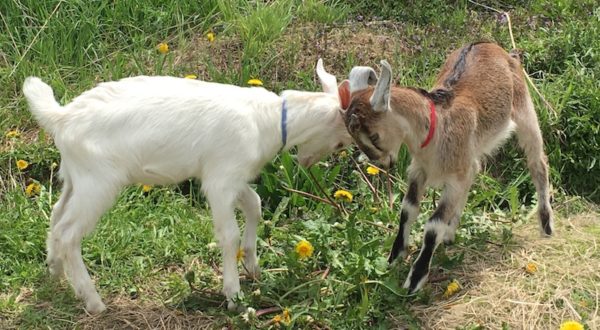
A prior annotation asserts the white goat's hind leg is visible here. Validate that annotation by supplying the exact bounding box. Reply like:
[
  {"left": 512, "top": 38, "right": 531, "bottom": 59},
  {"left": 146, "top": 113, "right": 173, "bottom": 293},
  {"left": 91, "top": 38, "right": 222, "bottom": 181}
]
[
  {"left": 513, "top": 94, "right": 553, "bottom": 236},
  {"left": 237, "top": 185, "right": 261, "bottom": 279},
  {"left": 53, "top": 179, "right": 119, "bottom": 314},
  {"left": 47, "top": 177, "right": 73, "bottom": 278},
  {"left": 205, "top": 183, "right": 243, "bottom": 310}
]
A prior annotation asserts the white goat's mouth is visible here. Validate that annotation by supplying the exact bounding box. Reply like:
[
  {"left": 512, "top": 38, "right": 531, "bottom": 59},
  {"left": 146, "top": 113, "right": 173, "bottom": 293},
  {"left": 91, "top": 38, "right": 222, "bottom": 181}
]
[{"left": 299, "top": 156, "right": 315, "bottom": 167}]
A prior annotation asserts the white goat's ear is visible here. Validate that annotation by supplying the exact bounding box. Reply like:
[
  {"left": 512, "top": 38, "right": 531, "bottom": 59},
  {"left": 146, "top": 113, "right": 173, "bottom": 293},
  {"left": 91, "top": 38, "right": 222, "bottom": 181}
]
[
  {"left": 348, "top": 66, "right": 378, "bottom": 93},
  {"left": 370, "top": 60, "right": 392, "bottom": 112},
  {"left": 338, "top": 80, "right": 351, "bottom": 110},
  {"left": 316, "top": 58, "right": 338, "bottom": 95}
]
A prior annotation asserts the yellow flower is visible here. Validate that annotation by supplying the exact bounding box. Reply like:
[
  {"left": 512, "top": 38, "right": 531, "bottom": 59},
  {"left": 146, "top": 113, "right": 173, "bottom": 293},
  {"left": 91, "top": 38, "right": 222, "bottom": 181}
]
[
  {"left": 295, "top": 240, "right": 314, "bottom": 260},
  {"left": 272, "top": 314, "right": 282, "bottom": 325},
  {"left": 206, "top": 31, "right": 215, "bottom": 42},
  {"left": 142, "top": 184, "right": 152, "bottom": 192},
  {"left": 338, "top": 150, "right": 348, "bottom": 158},
  {"left": 525, "top": 262, "right": 538, "bottom": 274},
  {"left": 16, "top": 159, "right": 29, "bottom": 170},
  {"left": 366, "top": 166, "right": 380, "bottom": 175},
  {"left": 282, "top": 308, "right": 291, "bottom": 325},
  {"left": 25, "top": 182, "right": 41, "bottom": 197},
  {"left": 236, "top": 248, "right": 245, "bottom": 262},
  {"left": 6, "top": 130, "right": 20, "bottom": 138},
  {"left": 443, "top": 279, "right": 461, "bottom": 298},
  {"left": 560, "top": 320, "right": 584, "bottom": 330},
  {"left": 333, "top": 189, "right": 353, "bottom": 202},
  {"left": 184, "top": 74, "right": 197, "bottom": 79},
  {"left": 157, "top": 42, "right": 169, "bottom": 54},
  {"left": 247, "top": 78, "right": 263, "bottom": 87}
]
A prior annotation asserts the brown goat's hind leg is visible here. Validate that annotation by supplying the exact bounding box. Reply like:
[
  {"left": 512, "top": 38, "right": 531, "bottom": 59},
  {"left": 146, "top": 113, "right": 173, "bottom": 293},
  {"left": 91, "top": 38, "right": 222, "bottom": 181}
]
[{"left": 513, "top": 93, "right": 553, "bottom": 236}]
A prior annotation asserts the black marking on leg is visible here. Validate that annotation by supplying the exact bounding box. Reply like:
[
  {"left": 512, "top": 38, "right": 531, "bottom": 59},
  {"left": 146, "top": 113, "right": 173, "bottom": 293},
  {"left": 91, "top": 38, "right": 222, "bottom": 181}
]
[
  {"left": 431, "top": 202, "right": 448, "bottom": 221},
  {"left": 388, "top": 210, "right": 409, "bottom": 263},
  {"left": 408, "top": 230, "right": 437, "bottom": 292},
  {"left": 540, "top": 207, "right": 552, "bottom": 236},
  {"left": 405, "top": 181, "right": 419, "bottom": 205}
]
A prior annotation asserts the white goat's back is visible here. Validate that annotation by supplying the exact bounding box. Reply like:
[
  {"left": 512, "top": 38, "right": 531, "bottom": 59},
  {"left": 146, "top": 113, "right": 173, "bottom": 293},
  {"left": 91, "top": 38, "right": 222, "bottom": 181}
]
[{"left": 24, "top": 76, "right": 282, "bottom": 186}]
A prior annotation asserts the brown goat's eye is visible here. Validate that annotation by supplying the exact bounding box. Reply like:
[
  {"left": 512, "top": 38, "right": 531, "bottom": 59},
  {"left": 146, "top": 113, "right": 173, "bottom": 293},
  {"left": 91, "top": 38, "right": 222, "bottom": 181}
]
[{"left": 369, "top": 133, "right": 379, "bottom": 144}]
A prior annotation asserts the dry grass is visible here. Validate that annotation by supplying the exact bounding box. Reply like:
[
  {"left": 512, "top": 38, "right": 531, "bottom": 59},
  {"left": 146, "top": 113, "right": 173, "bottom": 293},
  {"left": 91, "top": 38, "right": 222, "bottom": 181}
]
[
  {"left": 410, "top": 210, "right": 600, "bottom": 329},
  {"left": 74, "top": 297, "right": 217, "bottom": 330}
]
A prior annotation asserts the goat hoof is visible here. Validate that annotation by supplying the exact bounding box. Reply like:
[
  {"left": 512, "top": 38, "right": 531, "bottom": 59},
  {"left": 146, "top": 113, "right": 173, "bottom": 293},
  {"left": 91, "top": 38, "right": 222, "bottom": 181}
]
[
  {"left": 47, "top": 259, "right": 64, "bottom": 278},
  {"left": 85, "top": 298, "right": 106, "bottom": 314},
  {"left": 388, "top": 249, "right": 407, "bottom": 265},
  {"left": 243, "top": 264, "right": 261, "bottom": 281}
]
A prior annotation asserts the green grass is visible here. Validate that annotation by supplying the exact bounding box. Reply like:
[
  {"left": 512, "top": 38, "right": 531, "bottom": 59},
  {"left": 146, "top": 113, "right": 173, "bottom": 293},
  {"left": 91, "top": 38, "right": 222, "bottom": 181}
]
[{"left": 1, "top": 0, "right": 599, "bottom": 328}]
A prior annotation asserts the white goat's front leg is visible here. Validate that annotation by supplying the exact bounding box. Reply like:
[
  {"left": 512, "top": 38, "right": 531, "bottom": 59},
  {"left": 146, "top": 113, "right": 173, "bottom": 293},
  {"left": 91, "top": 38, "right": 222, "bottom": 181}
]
[
  {"left": 205, "top": 184, "right": 243, "bottom": 310},
  {"left": 237, "top": 185, "right": 261, "bottom": 279},
  {"left": 403, "top": 176, "right": 472, "bottom": 293},
  {"left": 388, "top": 167, "right": 426, "bottom": 263}
]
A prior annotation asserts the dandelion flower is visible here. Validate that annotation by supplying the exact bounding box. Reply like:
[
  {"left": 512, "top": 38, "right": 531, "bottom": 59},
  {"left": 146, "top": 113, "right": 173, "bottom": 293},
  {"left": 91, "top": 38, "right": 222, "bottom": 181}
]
[
  {"left": 338, "top": 150, "right": 348, "bottom": 158},
  {"left": 25, "top": 182, "right": 41, "bottom": 197},
  {"left": 295, "top": 240, "right": 314, "bottom": 260},
  {"left": 525, "top": 262, "right": 537, "bottom": 274},
  {"left": 366, "top": 166, "right": 380, "bottom": 175},
  {"left": 247, "top": 78, "right": 263, "bottom": 87},
  {"left": 236, "top": 248, "right": 245, "bottom": 262},
  {"left": 6, "top": 130, "right": 20, "bottom": 138},
  {"left": 184, "top": 74, "right": 197, "bottom": 79},
  {"left": 560, "top": 320, "right": 584, "bottom": 330},
  {"left": 16, "top": 159, "right": 29, "bottom": 170},
  {"left": 333, "top": 189, "right": 353, "bottom": 202},
  {"left": 157, "top": 42, "right": 169, "bottom": 54},
  {"left": 272, "top": 314, "right": 282, "bottom": 325},
  {"left": 282, "top": 308, "right": 291, "bottom": 325},
  {"left": 443, "top": 279, "right": 461, "bottom": 298},
  {"left": 206, "top": 31, "right": 215, "bottom": 42},
  {"left": 142, "top": 184, "right": 152, "bottom": 192}
]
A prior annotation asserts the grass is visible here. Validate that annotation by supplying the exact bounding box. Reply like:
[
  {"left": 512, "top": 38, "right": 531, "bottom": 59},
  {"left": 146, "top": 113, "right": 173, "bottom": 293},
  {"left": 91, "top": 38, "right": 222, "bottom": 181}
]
[{"left": 1, "top": 0, "right": 599, "bottom": 328}]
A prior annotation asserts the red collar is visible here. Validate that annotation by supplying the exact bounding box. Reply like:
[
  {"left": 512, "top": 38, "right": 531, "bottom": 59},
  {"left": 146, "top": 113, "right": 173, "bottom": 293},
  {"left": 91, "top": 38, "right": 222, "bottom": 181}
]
[{"left": 420, "top": 100, "right": 436, "bottom": 148}]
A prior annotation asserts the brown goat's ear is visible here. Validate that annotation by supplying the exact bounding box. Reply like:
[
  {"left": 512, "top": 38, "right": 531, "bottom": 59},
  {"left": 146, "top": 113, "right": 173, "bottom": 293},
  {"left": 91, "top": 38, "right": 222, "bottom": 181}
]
[
  {"left": 338, "top": 80, "right": 351, "bottom": 110},
  {"left": 370, "top": 60, "right": 392, "bottom": 112},
  {"left": 348, "top": 66, "right": 377, "bottom": 93}
]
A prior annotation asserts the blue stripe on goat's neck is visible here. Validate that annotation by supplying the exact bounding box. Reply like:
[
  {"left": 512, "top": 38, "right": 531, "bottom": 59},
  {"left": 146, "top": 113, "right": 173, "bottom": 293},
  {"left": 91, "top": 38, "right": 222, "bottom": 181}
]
[{"left": 280, "top": 99, "right": 288, "bottom": 151}]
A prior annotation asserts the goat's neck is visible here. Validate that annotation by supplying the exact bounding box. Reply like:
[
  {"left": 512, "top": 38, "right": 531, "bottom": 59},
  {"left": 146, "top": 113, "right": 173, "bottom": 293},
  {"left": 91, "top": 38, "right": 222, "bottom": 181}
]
[
  {"left": 389, "top": 88, "right": 433, "bottom": 154},
  {"left": 280, "top": 92, "right": 338, "bottom": 150}
]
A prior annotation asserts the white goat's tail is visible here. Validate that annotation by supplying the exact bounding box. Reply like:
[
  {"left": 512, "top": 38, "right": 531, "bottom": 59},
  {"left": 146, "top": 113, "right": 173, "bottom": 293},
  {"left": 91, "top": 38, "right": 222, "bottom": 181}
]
[{"left": 22, "top": 77, "right": 64, "bottom": 135}]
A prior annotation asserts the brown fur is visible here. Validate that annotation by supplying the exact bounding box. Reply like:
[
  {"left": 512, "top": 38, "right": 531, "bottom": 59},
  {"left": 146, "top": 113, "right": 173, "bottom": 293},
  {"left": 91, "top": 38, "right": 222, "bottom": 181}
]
[{"left": 344, "top": 42, "right": 553, "bottom": 293}]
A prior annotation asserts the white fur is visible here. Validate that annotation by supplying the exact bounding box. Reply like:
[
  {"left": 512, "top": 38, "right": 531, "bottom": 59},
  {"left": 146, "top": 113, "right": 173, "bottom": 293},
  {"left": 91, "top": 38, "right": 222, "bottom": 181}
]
[{"left": 23, "top": 65, "right": 351, "bottom": 313}]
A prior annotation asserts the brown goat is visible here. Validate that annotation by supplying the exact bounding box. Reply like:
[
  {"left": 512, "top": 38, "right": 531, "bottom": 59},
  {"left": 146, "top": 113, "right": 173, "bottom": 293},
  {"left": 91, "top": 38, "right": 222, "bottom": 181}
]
[{"left": 343, "top": 42, "right": 553, "bottom": 293}]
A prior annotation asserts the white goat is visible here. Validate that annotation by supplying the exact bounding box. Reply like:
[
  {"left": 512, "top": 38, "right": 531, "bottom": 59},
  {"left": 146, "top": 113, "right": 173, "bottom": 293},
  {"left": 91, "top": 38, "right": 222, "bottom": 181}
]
[{"left": 22, "top": 60, "right": 352, "bottom": 313}]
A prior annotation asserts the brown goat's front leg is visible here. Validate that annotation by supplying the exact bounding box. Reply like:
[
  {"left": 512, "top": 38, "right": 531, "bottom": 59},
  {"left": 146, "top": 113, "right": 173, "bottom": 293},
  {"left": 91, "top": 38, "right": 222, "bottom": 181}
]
[
  {"left": 389, "top": 168, "right": 426, "bottom": 263},
  {"left": 403, "top": 177, "right": 471, "bottom": 293}
]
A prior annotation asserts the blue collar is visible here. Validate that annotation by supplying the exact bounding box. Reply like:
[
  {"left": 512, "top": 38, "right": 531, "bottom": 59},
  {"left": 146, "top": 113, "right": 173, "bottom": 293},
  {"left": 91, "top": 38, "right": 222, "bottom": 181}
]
[{"left": 280, "top": 99, "right": 288, "bottom": 149}]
